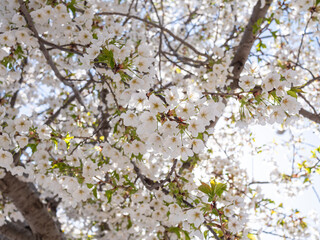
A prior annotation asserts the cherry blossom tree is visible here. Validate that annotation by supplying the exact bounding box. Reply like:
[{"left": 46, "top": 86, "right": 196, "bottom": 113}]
[{"left": 0, "top": 0, "right": 320, "bottom": 239}]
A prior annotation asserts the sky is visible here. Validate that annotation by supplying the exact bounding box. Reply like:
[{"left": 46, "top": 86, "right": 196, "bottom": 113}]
[{"left": 245, "top": 124, "right": 320, "bottom": 240}]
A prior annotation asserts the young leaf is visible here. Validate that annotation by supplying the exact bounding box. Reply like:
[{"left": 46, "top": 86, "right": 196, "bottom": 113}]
[
  {"left": 287, "top": 90, "right": 297, "bottom": 98},
  {"left": 215, "top": 183, "right": 227, "bottom": 197},
  {"left": 198, "top": 182, "right": 212, "bottom": 195}
]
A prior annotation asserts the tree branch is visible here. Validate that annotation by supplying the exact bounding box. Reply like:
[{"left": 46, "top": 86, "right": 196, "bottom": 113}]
[
  {"left": 97, "top": 11, "right": 207, "bottom": 57},
  {"left": 131, "top": 159, "right": 177, "bottom": 191},
  {"left": 40, "top": 37, "right": 85, "bottom": 56},
  {"left": 298, "top": 76, "right": 320, "bottom": 89},
  {"left": 10, "top": 57, "right": 28, "bottom": 108},
  {"left": 18, "top": 0, "right": 86, "bottom": 110},
  {"left": 0, "top": 221, "right": 35, "bottom": 240},
  {"left": 205, "top": 0, "right": 274, "bottom": 134},
  {"left": 0, "top": 172, "right": 64, "bottom": 240},
  {"left": 230, "top": 0, "right": 273, "bottom": 89},
  {"left": 298, "top": 92, "right": 318, "bottom": 115},
  {"left": 299, "top": 108, "right": 320, "bottom": 124},
  {"left": 45, "top": 78, "right": 93, "bottom": 125},
  {"left": 0, "top": 235, "right": 10, "bottom": 240},
  {"left": 131, "top": 160, "right": 221, "bottom": 240},
  {"left": 295, "top": 13, "right": 313, "bottom": 66}
]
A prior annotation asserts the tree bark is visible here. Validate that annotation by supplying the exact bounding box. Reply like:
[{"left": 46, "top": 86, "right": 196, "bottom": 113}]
[
  {"left": 0, "top": 234, "right": 10, "bottom": 240},
  {"left": 299, "top": 108, "right": 320, "bottom": 124},
  {"left": 0, "top": 221, "right": 35, "bottom": 240},
  {"left": 208, "top": 0, "right": 274, "bottom": 129},
  {"left": 0, "top": 172, "right": 64, "bottom": 240},
  {"left": 230, "top": 0, "right": 273, "bottom": 89}
]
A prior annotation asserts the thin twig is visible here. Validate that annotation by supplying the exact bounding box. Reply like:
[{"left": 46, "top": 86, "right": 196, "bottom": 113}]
[
  {"left": 97, "top": 11, "right": 207, "bottom": 57},
  {"left": 10, "top": 57, "right": 28, "bottom": 108},
  {"left": 45, "top": 79, "right": 93, "bottom": 125},
  {"left": 312, "top": 186, "right": 320, "bottom": 205},
  {"left": 297, "top": 92, "right": 318, "bottom": 115},
  {"left": 19, "top": 0, "right": 87, "bottom": 110},
  {"left": 295, "top": 14, "right": 313, "bottom": 66}
]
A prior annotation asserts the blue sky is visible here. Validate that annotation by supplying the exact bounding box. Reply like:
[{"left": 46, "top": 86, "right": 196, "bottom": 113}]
[{"left": 247, "top": 124, "right": 320, "bottom": 239}]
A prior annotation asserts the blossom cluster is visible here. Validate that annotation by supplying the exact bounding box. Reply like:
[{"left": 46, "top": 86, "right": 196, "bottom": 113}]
[{"left": 0, "top": 0, "right": 319, "bottom": 239}]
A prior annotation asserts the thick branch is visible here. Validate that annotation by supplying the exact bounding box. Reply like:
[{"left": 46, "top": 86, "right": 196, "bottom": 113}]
[
  {"left": 299, "top": 108, "right": 320, "bottom": 124},
  {"left": 0, "top": 221, "right": 35, "bottom": 240},
  {"left": 205, "top": 0, "right": 273, "bottom": 133},
  {"left": 230, "top": 0, "right": 273, "bottom": 89},
  {"left": 0, "top": 172, "right": 64, "bottom": 240},
  {"left": 0, "top": 235, "right": 10, "bottom": 240}
]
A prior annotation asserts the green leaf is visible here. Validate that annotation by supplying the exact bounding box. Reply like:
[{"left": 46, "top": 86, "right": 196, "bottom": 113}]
[
  {"left": 105, "top": 190, "right": 113, "bottom": 203},
  {"left": 211, "top": 208, "right": 219, "bottom": 216},
  {"left": 300, "top": 221, "right": 307, "bottom": 229},
  {"left": 287, "top": 90, "right": 297, "bottom": 98},
  {"left": 51, "top": 162, "right": 68, "bottom": 171},
  {"left": 113, "top": 171, "right": 120, "bottom": 181},
  {"left": 51, "top": 138, "right": 58, "bottom": 148},
  {"left": 196, "top": 132, "right": 204, "bottom": 140},
  {"left": 198, "top": 182, "right": 212, "bottom": 195},
  {"left": 66, "top": 0, "right": 77, "bottom": 16},
  {"left": 262, "top": 198, "right": 275, "bottom": 204},
  {"left": 98, "top": 48, "right": 115, "bottom": 69},
  {"left": 253, "top": 18, "right": 264, "bottom": 34},
  {"left": 66, "top": 52, "right": 74, "bottom": 58},
  {"left": 183, "top": 230, "right": 191, "bottom": 240},
  {"left": 168, "top": 227, "right": 181, "bottom": 238},
  {"left": 214, "top": 183, "right": 227, "bottom": 197},
  {"left": 87, "top": 183, "right": 94, "bottom": 189},
  {"left": 127, "top": 216, "right": 132, "bottom": 229},
  {"left": 92, "top": 187, "right": 98, "bottom": 198},
  {"left": 209, "top": 179, "right": 227, "bottom": 198},
  {"left": 202, "top": 203, "right": 212, "bottom": 213},
  {"left": 204, "top": 230, "right": 209, "bottom": 239},
  {"left": 271, "top": 31, "right": 278, "bottom": 39}
]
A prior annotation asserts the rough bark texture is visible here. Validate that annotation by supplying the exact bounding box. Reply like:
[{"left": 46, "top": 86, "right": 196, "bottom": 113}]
[
  {"left": 0, "top": 221, "right": 35, "bottom": 240},
  {"left": 203, "top": 0, "right": 274, "bottom": 136},
  {"left": 230, "top": 0, "right": 273, "bottom": 89},
  {"left": 0, "top": 172, "right": 64, "bottom": 240},
  {"left": 0, "top": 234, "right": 10, "bottom": 240},
  {"left": 209, "top": 0, "right": 274, "bottom": 128}
]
